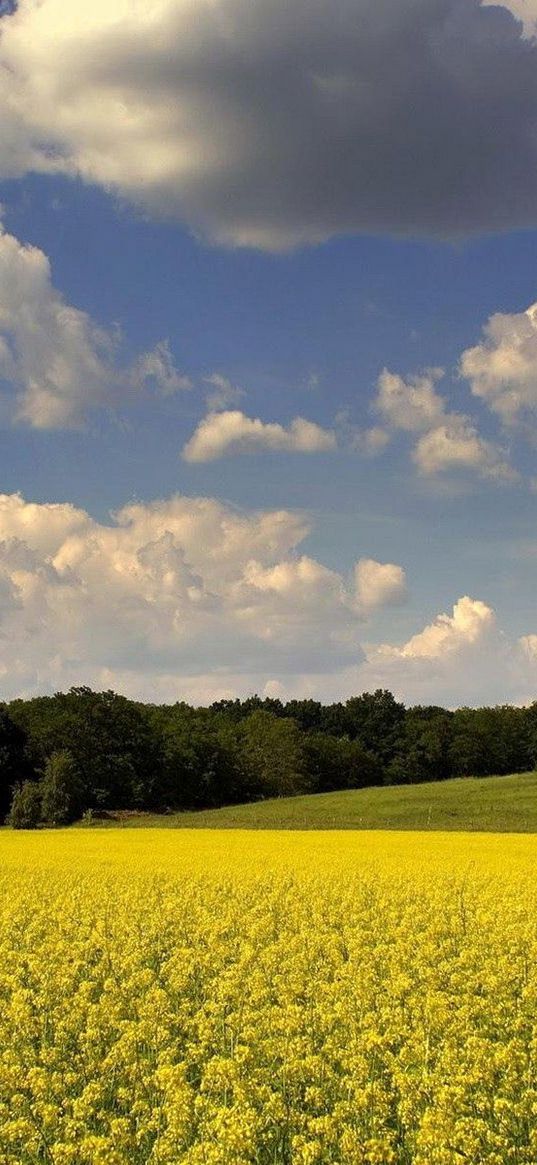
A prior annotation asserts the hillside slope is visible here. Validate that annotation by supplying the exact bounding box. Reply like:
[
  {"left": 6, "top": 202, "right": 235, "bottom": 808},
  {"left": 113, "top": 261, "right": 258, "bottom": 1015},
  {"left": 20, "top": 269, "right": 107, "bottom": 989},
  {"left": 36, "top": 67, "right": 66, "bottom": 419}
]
[{"left": 81, "top": 772, "right": 537, "bottom": 832}]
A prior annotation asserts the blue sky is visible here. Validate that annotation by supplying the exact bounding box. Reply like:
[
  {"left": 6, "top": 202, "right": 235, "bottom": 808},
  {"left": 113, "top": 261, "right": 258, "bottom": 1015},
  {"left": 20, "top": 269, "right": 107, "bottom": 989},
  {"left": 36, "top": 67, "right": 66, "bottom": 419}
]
[{"left": 1, "top": 0, "right": 537, "bottom": 706}]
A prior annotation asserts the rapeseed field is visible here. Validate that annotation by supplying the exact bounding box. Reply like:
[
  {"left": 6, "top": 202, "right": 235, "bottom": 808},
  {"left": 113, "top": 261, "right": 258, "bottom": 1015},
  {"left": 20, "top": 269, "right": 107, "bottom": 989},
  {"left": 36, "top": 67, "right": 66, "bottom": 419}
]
[{"left": 1, "top": 829, "right": 536, "bottom": 1164}]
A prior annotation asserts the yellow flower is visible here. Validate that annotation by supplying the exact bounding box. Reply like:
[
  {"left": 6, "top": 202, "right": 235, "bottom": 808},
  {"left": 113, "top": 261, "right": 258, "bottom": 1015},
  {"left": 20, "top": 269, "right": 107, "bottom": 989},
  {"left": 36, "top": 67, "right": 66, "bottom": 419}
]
[{"left": 0, "top": 829, "right": 536, "bottom": 1162}]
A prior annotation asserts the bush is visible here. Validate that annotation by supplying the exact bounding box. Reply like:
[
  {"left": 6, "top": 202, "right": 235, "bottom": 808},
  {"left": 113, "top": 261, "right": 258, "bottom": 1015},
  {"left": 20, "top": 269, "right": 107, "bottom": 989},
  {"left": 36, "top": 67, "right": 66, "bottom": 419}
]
[{"left": 8, "top": 781, "right": 42, "bottom": 829}]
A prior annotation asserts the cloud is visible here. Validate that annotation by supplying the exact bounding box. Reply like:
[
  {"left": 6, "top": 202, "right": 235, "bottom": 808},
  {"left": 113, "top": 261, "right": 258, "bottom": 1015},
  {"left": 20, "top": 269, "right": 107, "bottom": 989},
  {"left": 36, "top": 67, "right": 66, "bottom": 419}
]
[
  {"left": 0, "top": 224, "right": 187, "bottom": 427},
  {"left": 179, "top": 593, "right": 537, "bottom": 709},
  {"left": 355, "top": 427, "right": 391, "bottom": 456},
  {"left": 519, "top": 633, "right": 537, "bottom": 660},
  {"left": 460, "top": 301, "right": 537, "bottom": 426},
  {"left": 2, "top": 1, "right": 537, "bottom": 249},
  {"left": 339, "top": 419, "right": 391, "bottom": 456},
  {"left": 393, "top": 595, "right": 495, "bottom": 660},
  {"left": 280, "top": 595, "right": 534, "bottom": 708},
  {"left": 375, "top": 368, "right": 446, "bottom": 432},
  {"left": 182, "top": 409, "right": 336, "bottom": 461},
  {"left": 130, "top": 340, "right": 192, "bottom": 396},
  {"left": 0, "top": 490, "right": 404, "bottom": 698},
  {"left": 347, "top": 594, "right": 537, "bottom": 707},
  {"left": 355, "top": 558, "right": 407, "bottom": 611},
  {"left": 0, "top": 224, "right": 119, "bottom": 427},
  {"left": 1, "top": 489, "right": 535, "bottom": 707},
  {"left": 484, "top": 0, "right": 537, "bottom": 37},
  {"left": 204, "top": 373, "right": 245, "bottom": 411},
  {"left": 412, "top": 416, "right": 516, "bottom": 480},
  {"left": 372, "top": 366, "right": 514, "bottom": 480}
]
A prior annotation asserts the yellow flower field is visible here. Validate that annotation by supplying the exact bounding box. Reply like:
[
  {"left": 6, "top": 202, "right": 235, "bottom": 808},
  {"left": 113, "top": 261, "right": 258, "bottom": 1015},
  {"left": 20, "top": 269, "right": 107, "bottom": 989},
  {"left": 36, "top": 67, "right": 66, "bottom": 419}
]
[{"left": 1, "top": 829, "right": 537, "bottom": 1164}]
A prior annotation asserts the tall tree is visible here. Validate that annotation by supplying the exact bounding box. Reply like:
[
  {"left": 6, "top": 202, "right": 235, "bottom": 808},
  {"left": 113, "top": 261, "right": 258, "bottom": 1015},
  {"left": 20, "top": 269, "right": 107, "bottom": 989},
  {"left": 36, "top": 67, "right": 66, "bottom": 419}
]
[
  {"left": 344, "top": 690, "right": 406, "bottom": 764},
  {"left": 41, "top": 750, "right": 84, "bottom": 825},
  {"left": 0, "top": 705, "right": 30, "bottom": 820},
  {"left": 236, "top": 711, "right": 309, "bottom": 799}
]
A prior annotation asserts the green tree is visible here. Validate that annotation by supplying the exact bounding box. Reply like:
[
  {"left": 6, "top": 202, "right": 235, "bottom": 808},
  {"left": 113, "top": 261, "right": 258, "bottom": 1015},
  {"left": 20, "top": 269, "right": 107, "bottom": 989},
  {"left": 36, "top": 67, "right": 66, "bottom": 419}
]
[
  {"left": 524, "top": 702, "right": 537, "bottom": 768},
  {"left": 154, "top": 707, "right": 240, "bottom": 809},
  {"left": 8, "top": 780, "right": 42, "bottom": 829},
  {"left": 236, "top": 711, "right": 309, "bottom": 799},
  {"left": 10, "top": 689, "right": 162, "bottom": 809},
  {"left": 41, "top": 750, "right": 83, "bottom": 825},
  {"left": 0, "top": 705, "right": 31, "bottom": 820},
  {"left": 285, "top": 699, "right": 324, "bottom": 733},
  {"left": 449, "top": 706, "right": 531, "bottom": 778},
  {"left": 343, "top": 690, "right": 406, "bottom": 763},
  {"left": 386, "top": 707, "right": 454, "bottom": 784},
  {"left": 304, "top": 732, "right": 382, "bottom": 792}
]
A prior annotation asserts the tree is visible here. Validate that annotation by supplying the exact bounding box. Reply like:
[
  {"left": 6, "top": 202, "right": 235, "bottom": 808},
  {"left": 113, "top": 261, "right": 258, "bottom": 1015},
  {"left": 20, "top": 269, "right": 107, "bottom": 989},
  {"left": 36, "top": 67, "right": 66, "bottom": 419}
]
[
  {"left": 386, "top": 707, "right": 454, "bottom": 784},
  {"left": 343, "top": 690, "right": 406, "bottom": 764},
  {"left": 524, "top": 702, "right": 537, "bottom": 768},
  {"left": 236, "top": 711, "right": 309, "bottom": 799},
  {"left": 41, "top": 750, "right": 83, "bottom": 825},
  {"left": 449, "top": 706, "right": 531, "bottom": 778},
  {"left": 0, "top": 705, "right": 31, "bottom": 820},
  {"left": 154, "top": 707, "right": 240, "bottom": 809},
  {"left": 304, "top": 732, "right": 382, "bottom": 792},
  {"left": 10, "top": 689, "right": 162, "bottom": 809},
  {"left": 285, "top": 700, "right": 324, "bottom": 733},
  {"left": 8, "top": 781, "right": 42, "bottom": 829}
]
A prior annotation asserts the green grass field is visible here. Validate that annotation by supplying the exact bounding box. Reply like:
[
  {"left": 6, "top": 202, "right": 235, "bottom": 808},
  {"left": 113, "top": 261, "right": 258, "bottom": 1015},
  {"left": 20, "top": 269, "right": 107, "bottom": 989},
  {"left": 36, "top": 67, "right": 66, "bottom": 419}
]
[{"left": 77, "top": 770, "right": 537, "bottom": 832}]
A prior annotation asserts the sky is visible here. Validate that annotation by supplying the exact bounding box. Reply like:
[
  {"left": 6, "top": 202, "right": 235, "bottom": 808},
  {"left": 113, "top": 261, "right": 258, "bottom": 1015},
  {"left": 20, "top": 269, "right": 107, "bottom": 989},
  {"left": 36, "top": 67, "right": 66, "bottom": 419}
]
[{"left": 1, "top": 0, "right": 537, "bottom": 707}]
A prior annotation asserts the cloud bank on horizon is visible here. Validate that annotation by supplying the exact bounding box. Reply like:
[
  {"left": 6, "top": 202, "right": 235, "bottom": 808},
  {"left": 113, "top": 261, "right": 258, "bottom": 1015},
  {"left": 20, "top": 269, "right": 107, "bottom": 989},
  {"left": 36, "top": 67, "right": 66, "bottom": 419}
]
[
  {"left": 0, "top": 490, "right": 535, "bottom": 707},
  {"left": 2, "top": 0, "right": 537, "bottom": 249}
]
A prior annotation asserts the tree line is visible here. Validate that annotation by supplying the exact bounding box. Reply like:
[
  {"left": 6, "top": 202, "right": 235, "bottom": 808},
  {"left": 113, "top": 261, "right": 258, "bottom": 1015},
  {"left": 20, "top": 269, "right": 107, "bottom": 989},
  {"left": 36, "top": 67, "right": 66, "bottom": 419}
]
[{"left": 1, "top": 686, "right": 536, "bottom": 827}]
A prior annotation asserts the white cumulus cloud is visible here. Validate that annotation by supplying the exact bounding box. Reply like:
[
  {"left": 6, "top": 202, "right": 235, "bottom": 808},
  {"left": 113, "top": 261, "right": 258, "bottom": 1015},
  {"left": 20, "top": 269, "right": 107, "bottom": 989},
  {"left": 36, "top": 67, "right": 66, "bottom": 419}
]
[
  {"left": 375, "top": 368, "right": 446, "bottom": 433},
  {"left": 355, "top": 558, "right": 407, "bottom": 611},
  {"left": 345, "top": 594, "right": 537, "bottom": 707},
  {"left": 460, "top": 301, "right": 537, "bottom": 426},
  {"left": 182, "top": 409, "right": 336, "bottom": 462},
  {"left": 372, "top": 367, "right": 514, "bottom": 481},
  {"left": 0, "top": 224, "right": 188, "bottom": 428},
  {"left": 1, "top": 489, "right": 535, "bottom": 707},
  {"left": 217, "top": 593, "right": 537, "bottom": 709},
  {"left": 395, "top": 595, "right": 495, "bottom": 660},
  {"left": 412, "top": 417, "right": 516, "bottom": 481},
  {"left": 0, "top": 490, "right": 409, "bottom": 698}
]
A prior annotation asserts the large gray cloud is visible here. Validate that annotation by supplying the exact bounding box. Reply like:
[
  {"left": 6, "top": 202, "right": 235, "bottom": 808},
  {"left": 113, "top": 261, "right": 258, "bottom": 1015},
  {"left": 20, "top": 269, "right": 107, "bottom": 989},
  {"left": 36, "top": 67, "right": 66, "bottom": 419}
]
[{"left": 1, "top": 1, "right": 537, "bottom": 249}]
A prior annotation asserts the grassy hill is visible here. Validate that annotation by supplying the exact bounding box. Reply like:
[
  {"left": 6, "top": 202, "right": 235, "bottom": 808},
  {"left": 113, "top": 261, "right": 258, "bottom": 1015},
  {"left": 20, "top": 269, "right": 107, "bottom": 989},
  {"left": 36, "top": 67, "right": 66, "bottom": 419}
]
[{"left": 79, "top": 771, "right": 537, "bottom": 832}]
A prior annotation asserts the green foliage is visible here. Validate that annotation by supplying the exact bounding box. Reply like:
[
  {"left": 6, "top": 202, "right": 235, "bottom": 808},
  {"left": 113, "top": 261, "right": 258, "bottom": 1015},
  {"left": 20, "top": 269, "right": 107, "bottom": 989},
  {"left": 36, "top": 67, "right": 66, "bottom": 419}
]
[
  {"left": 449, "top": 705, "right": 531, "bottom": 777},
  {"left": 386, "top": 707, "right": 453, "bottom": 784},
  {"left": 41, "top": 750, "right": 83, "bottom": 825},
  {"left": 8, "top": 780, "right": 42, "bottom": 829},
  {"left": 5, "top": 686, "right": 537, "bottom": 823},
  {"left": 0, "top": 705, "right": 30, "bottom": 820},
  {"left": 343, "top": 690, "right": 406, "bottom": 764},
  {"left": 152, "top": 705, "right": 240, "bottom": 809},
  {"left": 10, "top": 688, "right": 161, "bottom": 809},
  {"left": 235, "top": 710, "right": 309, "bottom": 799},
  {"left": 303, "top": 732, "right": 382, "bottom": 791}
]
